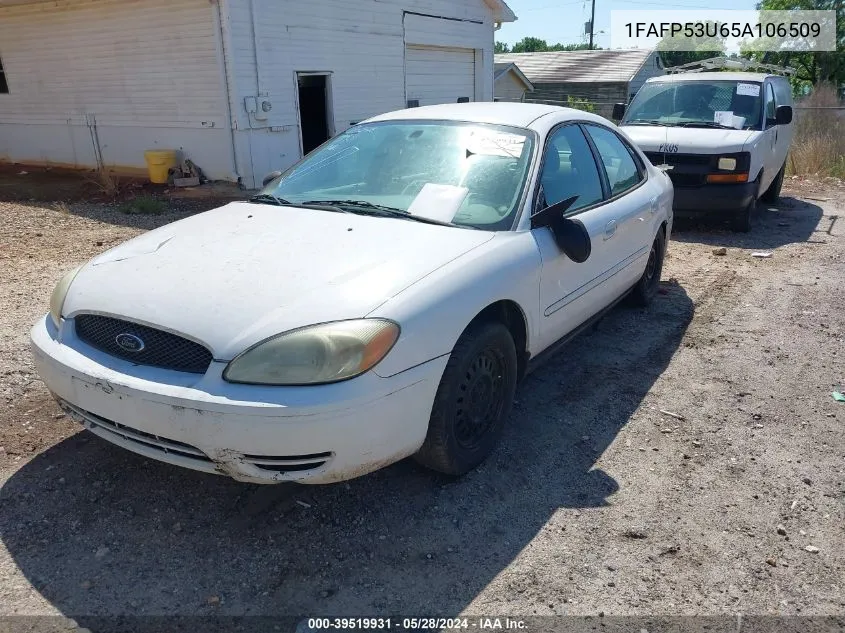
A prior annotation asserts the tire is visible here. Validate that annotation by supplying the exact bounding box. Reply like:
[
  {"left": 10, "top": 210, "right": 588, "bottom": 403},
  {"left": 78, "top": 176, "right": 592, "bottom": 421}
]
[
  {"left": 761, "top": 162, "right": 785, "bottom": 204},
  {"left": 414, "top": 321, "right": 518, "bottom": 476},
  {"left": 731, "top": 198, "right": 754, "bottom": 233},
  {"left": 629, "top": 229, "right": 665, "bottom": 307}
]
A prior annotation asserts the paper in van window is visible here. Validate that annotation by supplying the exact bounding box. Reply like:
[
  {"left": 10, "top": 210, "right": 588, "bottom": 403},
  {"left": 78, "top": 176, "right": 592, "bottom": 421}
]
[
  {"left": 714, "top": 111, "right": 746, "bottom": 129},
  {"left": 407, "top": 183, "right": 470, "bottom": 222},
  {"left": 736, "top": 83, "right": 761, "bottom": 97}
]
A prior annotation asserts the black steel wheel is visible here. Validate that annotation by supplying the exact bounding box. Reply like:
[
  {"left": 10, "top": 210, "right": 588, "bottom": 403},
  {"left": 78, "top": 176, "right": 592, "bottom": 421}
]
[{"left": 414, "top": 321, "right": 517, "bottom": 476}]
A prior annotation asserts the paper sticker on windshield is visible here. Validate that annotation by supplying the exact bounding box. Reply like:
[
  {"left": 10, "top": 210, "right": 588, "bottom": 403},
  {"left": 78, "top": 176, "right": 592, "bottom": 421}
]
[
  {"left": 408, "top": 183, "right": 469, "bottom": 222},
  {"left": 466, "top": 130, "right": 526, "bottom": 158},
  {"left": 736, "top": 83, "right": 761, "bottom": 97},
  {"left": 714, "top": 111, "right": 746, "bottom": 129}
]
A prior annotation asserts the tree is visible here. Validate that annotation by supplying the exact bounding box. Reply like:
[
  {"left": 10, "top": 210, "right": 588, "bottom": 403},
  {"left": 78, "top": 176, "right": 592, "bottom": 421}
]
[
  {"left": 656, "top": 21, "right": 727, "bottom": 68},
  {"left": 743, "top": 0, "right": 845, "bottom": 90},
  {"left": 494, "top": 41, "right": 510, "bottom": 54},
  {"left": 549, "top": 42, "right": 601, "bottom": 51},
  {"left": 511, "top": 37, "right": 550, "bottom": 53},
  {"left": 502, "top": 39, "right": 601, "bottom": 54}
]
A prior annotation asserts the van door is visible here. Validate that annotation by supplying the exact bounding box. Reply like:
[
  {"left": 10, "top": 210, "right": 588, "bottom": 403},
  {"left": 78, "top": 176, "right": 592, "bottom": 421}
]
[
  {"left": 770, "top": 78, "right": 793, "bottom": 177},
  {"left": 761, "top": 81, "right": 780, "bottom": 192}
]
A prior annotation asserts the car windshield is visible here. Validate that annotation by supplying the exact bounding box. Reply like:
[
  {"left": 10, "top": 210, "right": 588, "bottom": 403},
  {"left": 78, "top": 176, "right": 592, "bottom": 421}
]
[
  {"left": 623, "top": 80, "right": 763, "bottom": 130},
  {"left": 257, "top": 120, "right": 536, "bottom": 231}
]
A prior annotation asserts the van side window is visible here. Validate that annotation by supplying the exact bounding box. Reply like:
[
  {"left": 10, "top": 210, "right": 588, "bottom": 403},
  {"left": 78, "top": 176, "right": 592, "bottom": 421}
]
[{"left": 764, "top": 83, "right": 777, "bottom": 126}]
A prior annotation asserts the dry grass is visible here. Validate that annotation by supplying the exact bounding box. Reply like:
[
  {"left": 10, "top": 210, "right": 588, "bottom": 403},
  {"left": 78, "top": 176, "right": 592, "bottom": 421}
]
[
  {"left": 788, "top": 84, "right": 845, "bottom": 179},
  {"left": 84, "top": 169, "right": 123, "bottom": 198}
]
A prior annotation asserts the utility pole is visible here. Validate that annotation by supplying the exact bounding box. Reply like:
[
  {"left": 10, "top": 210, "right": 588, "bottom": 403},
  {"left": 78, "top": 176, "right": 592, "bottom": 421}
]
[{"left": 589, "top": 0, "right": 596, "bottom": 49}]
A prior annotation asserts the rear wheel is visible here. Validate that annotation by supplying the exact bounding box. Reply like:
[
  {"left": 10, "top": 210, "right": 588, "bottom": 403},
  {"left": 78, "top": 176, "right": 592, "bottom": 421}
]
[
  {"left": 629, "top": 230, "right": 665, "bottom": 307},
  {"left": 761, "top": 162, "right": 785, "bottom": 204},
  {"left": 414, "top": 322, "right": 517, "bottom": 476}
]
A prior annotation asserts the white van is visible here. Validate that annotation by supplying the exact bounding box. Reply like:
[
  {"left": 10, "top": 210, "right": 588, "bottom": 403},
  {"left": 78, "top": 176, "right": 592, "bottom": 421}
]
[{"left": 616, "top": 72, "right": 794, "bottom": 232}]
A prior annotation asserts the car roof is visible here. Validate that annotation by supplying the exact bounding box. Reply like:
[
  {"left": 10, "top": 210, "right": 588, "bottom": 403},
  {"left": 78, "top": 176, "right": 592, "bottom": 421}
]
[
  {"left": 646, "top": 72, "right": 777, "bottom": 83},
  {"left": 364, "top": 102, "right": 591, "bottom": 129}
]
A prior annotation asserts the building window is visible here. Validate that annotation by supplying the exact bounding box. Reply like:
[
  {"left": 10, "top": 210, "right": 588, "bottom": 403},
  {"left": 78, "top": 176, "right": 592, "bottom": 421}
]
[{"left": 0, "top": 56, "right": 8, "bottom": 93}]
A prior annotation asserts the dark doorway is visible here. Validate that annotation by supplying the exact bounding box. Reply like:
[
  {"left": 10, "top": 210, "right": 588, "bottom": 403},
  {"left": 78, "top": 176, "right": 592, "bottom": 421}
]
[{"left": 297, "top": 73, "right": 331, "bottom": 155}]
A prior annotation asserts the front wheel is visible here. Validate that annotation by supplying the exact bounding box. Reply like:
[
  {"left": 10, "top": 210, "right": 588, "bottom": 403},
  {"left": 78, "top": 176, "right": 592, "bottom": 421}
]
[
  {"left": 629, "top": 230, "right": 665, "bottom": 307},
  {"left": 731, "top": 198, "right": 754, "bottom": 233},
  {"left": 761, "top": 162, "right": 785, "bottom": 204},
  {"left": 414, "top": 322, "right": 517, "bottom": 476}
]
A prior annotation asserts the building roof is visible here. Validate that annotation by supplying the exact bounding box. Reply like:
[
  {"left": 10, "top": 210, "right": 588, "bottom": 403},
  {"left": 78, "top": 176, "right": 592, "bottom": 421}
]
[
  {"left": 484, "top": 0, "right": 516, "bottom": 23},
  {"left": 494, "top": 62, "right": 534, "bottom": 91},
  {"left": 495, "top": 49, "right": 659, "bottom": 84}
]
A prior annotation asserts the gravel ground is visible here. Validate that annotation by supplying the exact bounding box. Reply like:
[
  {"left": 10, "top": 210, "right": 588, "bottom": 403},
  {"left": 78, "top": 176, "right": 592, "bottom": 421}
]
[{"left": 0, "top": 179, "right": 843, "bottom": 622}]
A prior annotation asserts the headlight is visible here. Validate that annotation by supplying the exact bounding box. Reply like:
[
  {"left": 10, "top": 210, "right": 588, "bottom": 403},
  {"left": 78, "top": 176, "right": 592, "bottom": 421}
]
[
  {"left": 718, "top": 157, "right": 737, "bottom": 171},
  {"left": 49, "top": 265, "right": 83, "bottom": 327},
  {"left": 223, "top": 319, "right": 400, "bottom": 386}
]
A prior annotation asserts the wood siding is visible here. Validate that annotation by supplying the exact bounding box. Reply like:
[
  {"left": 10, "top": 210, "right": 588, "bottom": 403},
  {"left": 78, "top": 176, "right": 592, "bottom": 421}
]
[{"left": 0, "top": 0, "right": 233, "bottom": 177}]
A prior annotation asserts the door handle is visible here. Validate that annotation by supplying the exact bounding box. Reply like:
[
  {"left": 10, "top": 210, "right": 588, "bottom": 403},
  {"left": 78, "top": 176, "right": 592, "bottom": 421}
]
[{"left": 604, "top": 220, "right": 617, "bottom": 240}]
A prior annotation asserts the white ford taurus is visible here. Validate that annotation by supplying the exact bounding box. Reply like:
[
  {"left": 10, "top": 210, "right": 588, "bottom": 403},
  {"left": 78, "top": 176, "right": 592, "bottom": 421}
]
[{"left": 31, "top": 103, "right": 673, "bottom": 484}]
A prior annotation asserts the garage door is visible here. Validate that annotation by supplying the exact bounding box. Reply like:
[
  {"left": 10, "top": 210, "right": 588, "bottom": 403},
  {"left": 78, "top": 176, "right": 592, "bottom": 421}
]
[{"left": 406, "top": 45, "right": 476, "bottom": 107}]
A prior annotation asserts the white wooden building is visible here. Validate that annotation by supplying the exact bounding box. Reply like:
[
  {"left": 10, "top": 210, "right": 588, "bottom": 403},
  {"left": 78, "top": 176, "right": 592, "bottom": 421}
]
[{"left": 0, "top": 0, "right": 515, "bottom": 188}]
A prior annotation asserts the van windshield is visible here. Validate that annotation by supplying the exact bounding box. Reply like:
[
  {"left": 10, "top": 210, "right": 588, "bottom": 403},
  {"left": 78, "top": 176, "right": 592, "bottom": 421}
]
[{"left": 623, "top": 80, "right": 763, "bottom": 130}]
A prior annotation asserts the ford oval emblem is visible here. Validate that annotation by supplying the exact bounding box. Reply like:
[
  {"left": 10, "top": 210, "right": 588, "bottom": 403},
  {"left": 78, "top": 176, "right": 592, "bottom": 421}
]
[{"left": 115, "top": 333, "right": 145, "bottom": 353}]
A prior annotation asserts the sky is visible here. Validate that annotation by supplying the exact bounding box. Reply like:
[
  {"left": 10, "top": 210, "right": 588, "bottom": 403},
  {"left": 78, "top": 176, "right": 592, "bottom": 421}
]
[{"left": 496, "top": 0, "right": 761, "bottom": 49}]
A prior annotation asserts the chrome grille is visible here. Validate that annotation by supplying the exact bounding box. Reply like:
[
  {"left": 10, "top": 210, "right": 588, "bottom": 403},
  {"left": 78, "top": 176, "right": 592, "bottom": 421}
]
[{"left": 74, "top": 314, "right": 212, "bottom": 374}]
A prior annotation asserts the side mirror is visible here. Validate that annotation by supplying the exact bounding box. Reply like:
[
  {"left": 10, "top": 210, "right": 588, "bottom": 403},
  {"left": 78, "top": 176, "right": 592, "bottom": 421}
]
[
  {"left": 262, "top": 170, "right": 283, "bottom": 187},
  {"left": 775, "top": 105, "right": 793, "bottom": 126},
  {"left": 531, "top": 196, "right": 592, "bottom": 263},
  {"left": 612, "top": 103, "right": 627, "bottom": 121}
]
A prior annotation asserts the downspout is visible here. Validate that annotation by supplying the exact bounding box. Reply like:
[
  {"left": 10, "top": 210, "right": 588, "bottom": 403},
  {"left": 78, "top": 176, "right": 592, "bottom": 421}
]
[{"left": 214, "top": 0, "right": 242, "bottom": 185}]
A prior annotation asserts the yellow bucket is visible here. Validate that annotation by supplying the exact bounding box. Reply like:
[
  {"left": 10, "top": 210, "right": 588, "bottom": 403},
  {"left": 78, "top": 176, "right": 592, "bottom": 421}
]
[{"left": 143, "top": 149, "right": 178, "bottom": 184}]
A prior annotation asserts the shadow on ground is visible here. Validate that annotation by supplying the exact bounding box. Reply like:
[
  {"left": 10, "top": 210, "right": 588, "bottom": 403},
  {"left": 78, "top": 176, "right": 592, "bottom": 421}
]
[
  {"left": 0, "top": 284, "right": 693, "bottom": 619},
  {"left": 672, "top": 197, "right": 825, "bottom": 250}
]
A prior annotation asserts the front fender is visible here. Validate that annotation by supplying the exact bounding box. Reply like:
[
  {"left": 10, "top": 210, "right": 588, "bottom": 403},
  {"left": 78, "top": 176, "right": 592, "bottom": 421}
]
[{"left": 368, "top": 232, "right": 542, "bottom": 378}]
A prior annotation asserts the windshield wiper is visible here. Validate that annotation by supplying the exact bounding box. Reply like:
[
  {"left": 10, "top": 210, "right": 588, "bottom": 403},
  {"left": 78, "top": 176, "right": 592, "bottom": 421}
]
[
  {"left": 248, "top": 193, "right": 293, "bottom": 206},
  {"left": 623, "top": 120, "right": 673, "bottom": 127},
  {"left": 301, "top": 199, "right": 470, "bottom": 228},
  {"left": 679, "top": 121, "right": 736, "bottom": 129}
]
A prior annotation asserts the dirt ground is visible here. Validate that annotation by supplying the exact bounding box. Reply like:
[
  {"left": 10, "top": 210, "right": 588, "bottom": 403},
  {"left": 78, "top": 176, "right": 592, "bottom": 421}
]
[{"left": 0, "top": 173, "right": 843, "bottom": 624}]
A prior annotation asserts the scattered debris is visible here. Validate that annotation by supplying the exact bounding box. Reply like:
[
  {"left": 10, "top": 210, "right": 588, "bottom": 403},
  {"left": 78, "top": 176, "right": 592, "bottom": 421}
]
[
  {"left": 712, "top": 247, "right": 727, "bottom": 256},
  {"left": 622, "top": 526, "right": 648, "bottom": 539},
  {"left": 806, "top": 196, "right": 830, "bottom": 202},
  {"left": 206, "top": 595, "right": 221, "bottom": 606},
  {"left": 18, "top": 171, "right": 28, "bottom": 176},
  {"left": 751, "top": 252, "right": 773, "bottom": 258},
  {"left": 833, "top": 388, "right": 845, "bottom": 403},
  {"left": 776, "top": 525, "right": 787, "bottom": 536},
  {"left": 94, "top": 546, "right": 109, "bottom": 560},
  {"left": 804, "top": 545, "right": 820, "bottom": 554},
  {"left": 659, "top": 409, "right": 685, "bottom": 421},
  {"left": 79, "top": 580, "right": 92, "bottom": 590},
  {"left": 802, "top": 477, "right": 813, "bottom": 486},
  {"left": 296, "top": 500, "right": 312, "bottom": 509},
  {"left": 766, "top": 558, "right": 777, "bottom": 567}
]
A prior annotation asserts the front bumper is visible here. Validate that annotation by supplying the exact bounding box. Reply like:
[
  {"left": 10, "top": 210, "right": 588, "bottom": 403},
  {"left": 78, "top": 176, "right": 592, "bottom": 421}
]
[
  {"left": 672, "top": 181, "right": 757, "bottom": 214},
  {"left": 30, "top": 316, "right": 447, "bottom": 484}
]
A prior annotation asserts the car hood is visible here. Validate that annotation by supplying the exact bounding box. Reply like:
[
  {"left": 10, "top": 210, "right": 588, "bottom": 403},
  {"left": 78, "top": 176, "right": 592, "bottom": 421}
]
[
  {"left": 621, "top": 125, "right": 756, "bottom": 154},
  {"left": 63, "top": 202, "right": 494, "bottom": 359}
]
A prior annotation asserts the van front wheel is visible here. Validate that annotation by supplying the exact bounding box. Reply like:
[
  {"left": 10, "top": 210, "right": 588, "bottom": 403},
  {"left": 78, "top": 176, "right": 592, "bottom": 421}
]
[
  {"left": 731, "top": 198, "right": 754, "bottom": 233},
  {"left": 761, "top": 162, "right": 785, "bottom": 204}
]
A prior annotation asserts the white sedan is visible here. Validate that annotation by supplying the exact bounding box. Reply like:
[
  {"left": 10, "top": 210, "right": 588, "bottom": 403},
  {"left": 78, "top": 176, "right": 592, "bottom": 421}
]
[{"left": 31, "top": 103, "right": 673, "bottom": 484}]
